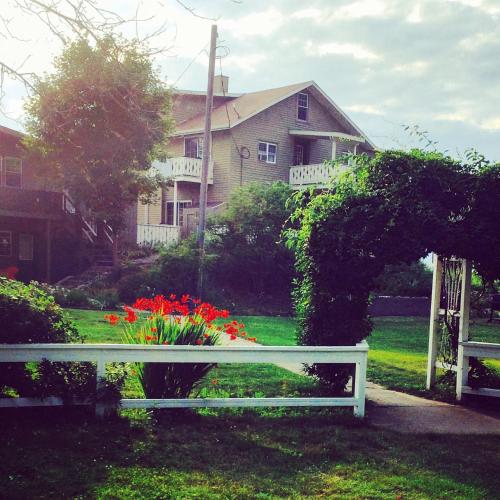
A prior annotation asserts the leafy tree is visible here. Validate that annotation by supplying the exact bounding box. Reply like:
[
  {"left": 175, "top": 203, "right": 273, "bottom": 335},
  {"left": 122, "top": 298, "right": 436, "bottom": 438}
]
[
  {"left": 207, "top": 181, "right": 294, "bottom": 300},
  {"left": 285, "top": 150, "right": 500, "bottom": 393},
  {"left": 373, "top": 261, "right": 432, "bottom": 297},
  {"left": 24, "top": 36, "right": 173, "bottom": 253}
]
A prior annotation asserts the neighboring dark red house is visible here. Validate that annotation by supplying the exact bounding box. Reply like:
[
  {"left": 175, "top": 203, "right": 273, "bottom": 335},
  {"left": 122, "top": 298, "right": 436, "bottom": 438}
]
[{"left": 0, "top": 125, "right": 90, "bottom": 283}]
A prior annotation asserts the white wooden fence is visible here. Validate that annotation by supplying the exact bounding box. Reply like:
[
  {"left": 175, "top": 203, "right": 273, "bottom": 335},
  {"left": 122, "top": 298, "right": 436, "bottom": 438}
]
[
  {"left": 137, "top": 224, "right": 180, "bottom": 246},
  {"left": 0, "top": 342, "right": 368, "bottom": 417}
]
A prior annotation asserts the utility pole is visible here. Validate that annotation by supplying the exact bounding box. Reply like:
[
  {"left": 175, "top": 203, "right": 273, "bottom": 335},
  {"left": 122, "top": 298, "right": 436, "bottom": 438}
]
[{"left": 197, "top": 24, "right": 217, "bottom": 298}]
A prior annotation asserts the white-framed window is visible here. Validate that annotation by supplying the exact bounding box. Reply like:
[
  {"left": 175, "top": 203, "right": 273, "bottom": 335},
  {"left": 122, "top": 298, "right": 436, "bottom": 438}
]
[
  {"left": 257, "top": 141, "right": 277, "bottom": 164},
  {"left": 184, "top": 137, "right": 203, "bottom": 159},
  {"left": 0, "top": 231, "right": 12, "bottom": 257},
  {"left": 2, "top": 157, "right": 22, "bottom": 188},
  {"left": 164, "top": 200, "right": 192, "bottom": 226},
  {"left": 19, "top": 234, "right": 34, "bottom": 261},
  {"left": 297, "top": 92, "right": 309, "bottom": 121}
]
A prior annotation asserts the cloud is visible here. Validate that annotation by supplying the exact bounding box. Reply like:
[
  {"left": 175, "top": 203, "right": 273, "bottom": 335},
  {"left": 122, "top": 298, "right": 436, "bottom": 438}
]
[
  {"left": 219, "top": 8, "right": 285, "bottom": 39},
  {"left": 345, "top": 104, "right": 384, "bottom": 116},
  {"left": 306, "top": 41, "right": 381, "bottom": 60}
]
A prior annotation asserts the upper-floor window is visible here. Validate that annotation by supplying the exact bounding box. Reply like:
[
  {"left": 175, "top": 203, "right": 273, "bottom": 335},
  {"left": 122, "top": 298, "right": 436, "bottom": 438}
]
[
  {"left": 297, "top": 92, "right": 309, "bottom": 121},
  {"left": 258, "top": 141, "right": 277, "bottom": 164},
  {"left": 2, "top": 157, "right": 22, "bottom": 188},
  {"left": 184, "top": 137, "right": 203, "bottom": 159}
]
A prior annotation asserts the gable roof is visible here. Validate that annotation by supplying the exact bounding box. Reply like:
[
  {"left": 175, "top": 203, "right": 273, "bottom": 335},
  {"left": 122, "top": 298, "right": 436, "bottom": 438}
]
[
  {"left": 0, "top": 125, "right": 24, "bottom": 138},
  {"left": 173, "top": 81, "right": 376, "bottom": 149}
]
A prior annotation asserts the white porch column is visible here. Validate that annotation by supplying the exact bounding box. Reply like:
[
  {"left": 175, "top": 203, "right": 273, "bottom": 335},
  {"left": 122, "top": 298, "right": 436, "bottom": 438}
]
[
  {"left": 331, "top": 138, "right": 337, "bottom": 160},
  {"left": 173, "top": 180, "right": 178, "bottom": 226}
]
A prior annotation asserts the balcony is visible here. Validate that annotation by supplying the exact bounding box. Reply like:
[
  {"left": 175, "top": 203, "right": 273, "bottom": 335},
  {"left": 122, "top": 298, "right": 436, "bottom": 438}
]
[
  {"left": 289, "top": 163, "right": 348, "bottom": 189},
  {"left": 152, "top": 157, "right": 214, "bottom": 184},
  {"left": 0, "top": 186, "right": 65, "bottom": 219}
]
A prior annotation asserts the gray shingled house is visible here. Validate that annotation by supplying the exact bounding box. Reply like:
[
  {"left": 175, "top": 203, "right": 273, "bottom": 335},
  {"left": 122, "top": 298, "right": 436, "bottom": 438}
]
[{"left": 135, "top": 77, "right": 376, "bottom": 246}]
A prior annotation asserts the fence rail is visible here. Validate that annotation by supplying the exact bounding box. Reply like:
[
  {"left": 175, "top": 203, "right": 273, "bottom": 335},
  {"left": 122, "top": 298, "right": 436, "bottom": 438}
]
[{"left": 0, "top": 342, "right": 368, "bottom": 417}]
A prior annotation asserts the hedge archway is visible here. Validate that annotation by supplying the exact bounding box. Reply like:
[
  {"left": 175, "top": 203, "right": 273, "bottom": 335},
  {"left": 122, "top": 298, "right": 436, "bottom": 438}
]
[{"left": 285, "top": 149, "right": 500, "bottom": 394}]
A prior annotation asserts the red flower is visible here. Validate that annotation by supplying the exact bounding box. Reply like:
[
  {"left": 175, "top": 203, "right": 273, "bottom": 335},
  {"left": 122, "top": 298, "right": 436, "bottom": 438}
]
[
  {"left": 203, "top": 333, "right": 210, "bottom": 338},
  {"left": 247, "top": 337, "right": 256, "bottom": 342},
  {"left": 169, "top": 293, "right": 176, "bottom": 300},
  {"left": 104, "top": 314, "right": 120, "bottom": 325},
  {"left": 162, "top": 341, "right": 169, "bottom": 345},
  {"left": 196, "top": 339, "right": 203, "bottom": 345},
  {"left": 123, "top": 306, "right": 138, "bottom": 323},
  {"left": 181, "top": 294, "right": 190, "bottom": 303},
  {"left": 240, "top": 332, "right": 246, "bottom": 337},
  {"left": 230, "top": 335, "right": 237, "bottom": 341},
  {"left": 151, "top": 327, "right": 157, "bottom": 332},
  {"left": 0, "top": 266, "right": 18, "bottom": 279}
]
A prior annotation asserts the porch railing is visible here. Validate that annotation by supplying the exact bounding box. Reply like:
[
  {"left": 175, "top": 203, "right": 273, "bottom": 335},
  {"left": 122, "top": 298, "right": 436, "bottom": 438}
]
[
  {"left": 289, "top": 163, "right": 348, "bottom": 188},
  {"left": 0, "top": 342, "right": 368, "bottom": 417},
  {"left": 152, "top": 157, "right": 214, "bottom": 183},
  {"left": 137, "top": 223, "right": 181, "bottom": 246}
]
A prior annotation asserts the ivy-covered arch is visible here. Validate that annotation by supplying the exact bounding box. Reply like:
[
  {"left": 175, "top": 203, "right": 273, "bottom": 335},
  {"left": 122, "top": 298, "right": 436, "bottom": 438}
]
[{"left": 285, "top": 149, "right": 500, "bottom": 394}]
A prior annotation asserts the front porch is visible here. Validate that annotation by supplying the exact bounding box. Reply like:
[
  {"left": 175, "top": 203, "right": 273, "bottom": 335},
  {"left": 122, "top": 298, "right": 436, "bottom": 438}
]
[{"left": 288, "top": 130, "right": 364, "bottom": 189}]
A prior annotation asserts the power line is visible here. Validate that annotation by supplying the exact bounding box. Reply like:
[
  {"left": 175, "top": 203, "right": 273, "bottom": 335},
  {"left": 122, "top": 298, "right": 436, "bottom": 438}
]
[{"left": 173, "top": 42, "right": 209, "bottom": 87}]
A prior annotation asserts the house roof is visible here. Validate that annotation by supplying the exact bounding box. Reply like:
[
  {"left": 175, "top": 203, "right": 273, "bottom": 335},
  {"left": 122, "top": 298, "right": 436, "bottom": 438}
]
[
  {"left": 0, "top": 125, "right": 24, "bottom": 138},
  {"left": 173, "top": 81, "right": 376, "bottom": 149}
]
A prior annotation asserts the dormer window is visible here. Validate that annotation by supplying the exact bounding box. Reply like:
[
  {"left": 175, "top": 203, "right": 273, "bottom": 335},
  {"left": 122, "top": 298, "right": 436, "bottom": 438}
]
[
  {"left": 297, "top": 92, "right": 309, "bottom": 121},
  {"left": 184, "top": 137, "right": 203, "bottom": 159}
]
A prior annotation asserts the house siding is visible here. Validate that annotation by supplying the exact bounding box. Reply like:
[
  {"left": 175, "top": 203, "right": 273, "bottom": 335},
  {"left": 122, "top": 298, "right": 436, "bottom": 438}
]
[{"left": 224, "top": 90, "right": 351, "bottom": 197}]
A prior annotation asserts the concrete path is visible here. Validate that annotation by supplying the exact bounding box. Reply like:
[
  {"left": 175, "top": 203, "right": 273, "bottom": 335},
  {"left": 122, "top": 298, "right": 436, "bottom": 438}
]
[{"left": 219, "top": 334, "right": 500, "bottom": 435}]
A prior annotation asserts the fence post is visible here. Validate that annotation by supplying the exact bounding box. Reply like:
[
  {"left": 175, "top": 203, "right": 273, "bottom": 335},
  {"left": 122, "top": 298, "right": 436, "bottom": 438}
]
[
  {"left": 353, "top": 351, "right": 367, "bottom": 417},
  {"left": 95, "top": 355, "right": 106, "bottom": 417},
  {"left": 426, "top": 254, "right": 443, "bottom": 389},
  {"left": 456, "top": 259, "right": 472, "bottom": 401}
]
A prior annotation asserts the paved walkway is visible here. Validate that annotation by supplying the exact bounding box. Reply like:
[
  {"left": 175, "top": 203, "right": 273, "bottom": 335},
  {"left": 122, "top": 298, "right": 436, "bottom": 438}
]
[{"left": 219, "top": 334, "right": 500, "bottom": 434}]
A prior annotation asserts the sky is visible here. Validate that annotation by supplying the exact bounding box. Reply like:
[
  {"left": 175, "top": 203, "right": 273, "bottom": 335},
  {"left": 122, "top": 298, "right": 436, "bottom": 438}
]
[{"left": 1, "top": 0, "right": 499, "bottom": 161}]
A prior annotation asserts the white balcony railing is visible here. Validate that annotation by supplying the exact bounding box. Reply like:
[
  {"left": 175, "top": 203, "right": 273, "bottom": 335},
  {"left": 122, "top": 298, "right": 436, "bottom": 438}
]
[
  {"left": 152, "top": 157, "right": 214, "bottom": 184},
  {"left": 137, "top": 224, "right": 180, "bottom": 247},
  {"left": 289, "top": 163, "right": 348, "bottom": 188}
]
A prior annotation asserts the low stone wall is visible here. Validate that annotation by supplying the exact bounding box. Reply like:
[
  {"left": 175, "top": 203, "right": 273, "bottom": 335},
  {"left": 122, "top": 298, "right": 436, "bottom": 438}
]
[{"left": 369, "top": 296, "right": 431, "bottom": 317}]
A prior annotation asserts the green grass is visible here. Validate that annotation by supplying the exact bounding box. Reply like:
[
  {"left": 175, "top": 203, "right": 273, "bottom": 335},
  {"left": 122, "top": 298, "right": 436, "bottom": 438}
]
[{"left": 1, "top": 309, "right": 499, "bottom": 498}]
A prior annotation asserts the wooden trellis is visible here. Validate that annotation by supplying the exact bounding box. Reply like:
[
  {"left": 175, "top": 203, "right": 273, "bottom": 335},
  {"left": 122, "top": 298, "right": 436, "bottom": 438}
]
[{"left": 426, "top": 254, "right": 500, "bottom": 400}]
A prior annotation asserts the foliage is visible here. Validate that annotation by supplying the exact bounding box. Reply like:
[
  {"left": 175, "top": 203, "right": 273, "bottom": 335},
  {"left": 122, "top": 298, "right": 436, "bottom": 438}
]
[
  {"left": 0, "top": 277, "right": 84, "bottom": 398},
  {"left": 285, "top": 150, "right": 500, "bottom": 393},
  {"left": 24, "top": 36, "right": 173, "bottom": 234},
  {"left": 0, "top": 278, "right": 125, "bottom": 401},
  {"left": 207, "top": 181, "right": 294, "bottom": 298},
  {"left": 373, "top": 261, "right": 432, "bottom": 297},
  {"left": 106, "top": 294, "right": 252, "bottom": 400}
]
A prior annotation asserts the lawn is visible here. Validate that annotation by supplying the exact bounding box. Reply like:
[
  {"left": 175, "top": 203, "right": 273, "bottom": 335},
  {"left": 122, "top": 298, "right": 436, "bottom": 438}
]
[{"left": 2, "top": 309, "right": 498, "bottom": 498}]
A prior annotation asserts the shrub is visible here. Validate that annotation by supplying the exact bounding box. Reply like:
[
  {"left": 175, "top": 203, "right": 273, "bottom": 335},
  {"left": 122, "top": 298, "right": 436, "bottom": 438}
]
[
  {"left": 105, "top": 294, "right": 251, "bottom": 400},
  {"left": 373, "top": 261, "right": 432, "bottom": 297},
  {"left": 0, "top": 278, "right": 125, "bottom": 401}
]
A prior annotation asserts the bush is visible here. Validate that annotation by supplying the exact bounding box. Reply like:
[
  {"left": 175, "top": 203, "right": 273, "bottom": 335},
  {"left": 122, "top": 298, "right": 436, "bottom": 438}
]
[
  {"left": 0, "top": 278, "right": 124, "bottom": 401},
  {"left": 373, "top": 261, "right": 432, "bottom": 297}
]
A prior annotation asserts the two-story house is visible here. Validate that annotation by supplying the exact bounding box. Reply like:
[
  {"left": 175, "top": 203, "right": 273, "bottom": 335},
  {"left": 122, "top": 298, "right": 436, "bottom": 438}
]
[
  {"left": 135, "top": 77, "right": 376, "bottom": 246},
  {"left": 0, "top": 125, "right": 112, "bottom": 283}
]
